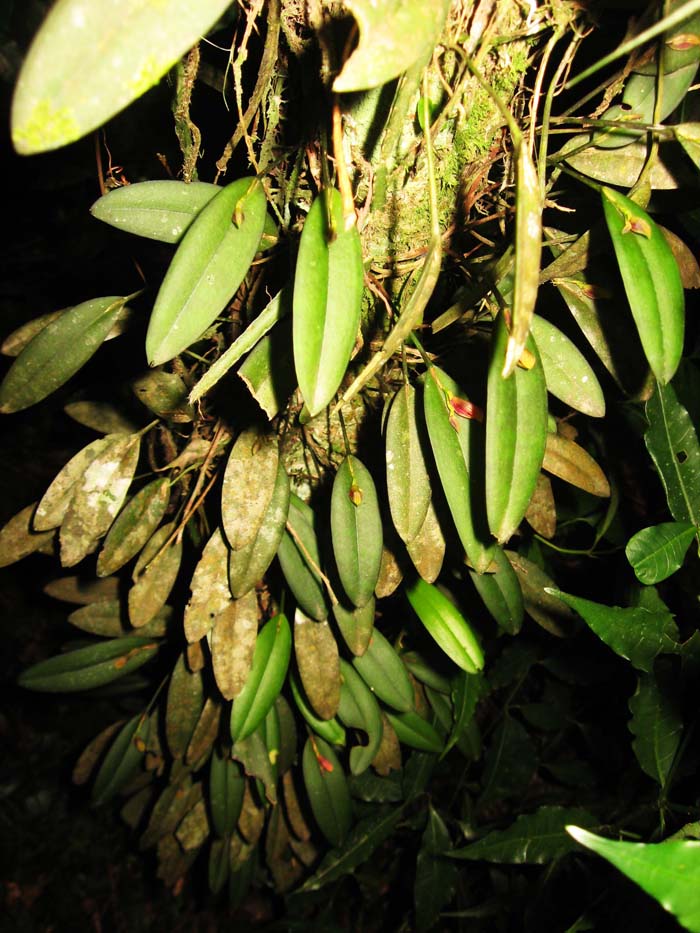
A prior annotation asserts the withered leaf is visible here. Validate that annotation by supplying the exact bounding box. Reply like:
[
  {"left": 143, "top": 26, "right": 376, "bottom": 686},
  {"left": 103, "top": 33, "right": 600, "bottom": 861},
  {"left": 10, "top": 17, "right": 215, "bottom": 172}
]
[
  {"left": 406, "top": 500, "right": 445, "bottom": 583},
  {"left": 184, "top": 528, "right": 234, "bottom": 643},
  {"left": 211, "top": 589, "right": 259, "bottom": 701},
  {"left": 542, "top": 433, "right": 611, "bottom": 498},
  {"left": 34, "top": 436, "right": 115, "bottom": 531},
  {"left": 43, "top": 574, "right": 120, "bottom": 604},
  {"left": 166, "top": 654, "right": 204, "bottom": 759},
  {"left": 0, "top": 502, "right": 55, "bottom": 568},
  {"left": 221, "top": 427, "right": 279, "bottom": 551},
  {"left": 524, "top": 473, "right": 557, "bottom": 539},
  {"left": 232, "top": 727, "right": 277, "bottom": 805},
  {"left": 294, "top": 609, "right": 341, "bottom": 720},
  {"left": 128, "top": 523, "right": 183, "bottom": 628}
]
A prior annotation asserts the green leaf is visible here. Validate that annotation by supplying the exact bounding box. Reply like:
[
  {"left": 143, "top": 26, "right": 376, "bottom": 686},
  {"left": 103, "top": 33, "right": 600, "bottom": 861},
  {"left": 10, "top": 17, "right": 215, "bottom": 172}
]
[
  {"left": 628, "top": 671, "right": 682, "bottom": 789},
  {"left": 230, "top": 614, "right": 291, "bottom": 742},
  {"left": 0, "top": 296, "right": 129, "bottom": 413},
  {"left": 645, "top": 380, "right": 700, "bottom": 526},
  {"left": 333, "top": 0, "right": 450, "bottom": 92},
  {"left": 530, "top": 314, "right": 605, "bottom": 417},
  {"left": 333, "top": 595, "right": 376, "bottom": 657},
  {"left": 567, "top": 827, "right": 700, "bottom": 933},
  {"left": 278, "top": 495, "right": 330, "bottom": 621},
  {"left": 145, "top": 178, "right": 266, "bottom": 366},
  {"left": 232, "top": 727, "right": 277, "bottom": 805},
  {"left": 602, "top": 188, "right": 684, "bottom": 385},
  {"left": 337, "top": 659, "right": 384, "bottom": 775},
  {"left": 302, "top": 736, "right": 352, "bottom": 847},
  {"left": 63, "top": 400, "right": 138, "bottom": 436},
  {"left": 289, "top": 668, "right": 346, "bottom": 747},
  {"left": 209, "top": 749, "right": 245, "bottom": 838},
  {"left": 423, "top": 366, "right": 494, "bottom": 572},
  {"left": 385, "top": 709, "right": 444, "bottom": 754},
  {"left": 131, "top": 370, "right": 193, "bottom": 422},
  {"left": 479, "top": 716, "right": 536, "bottom": 805},
  {"left": 486, "top": 313, "right": 548, "bottom": 544},
  {"left": 299, "top": 806, "right": 404, "bottom": 891},
  {"left": 331, "top": 455, "right": 383, "bottom": 608},
  {"left": 352, "top": 628, "right": 415, "bottom": 712},
  {"left": 415, "top": 805, "right": 458, "bottom": 932},
  {"left": 90, "top": 180, "right": 219, "bottom": 242},
  {"left": 405, "top": 577, "right": 484, "bottom": 674},
  {"left": 18, "top": 636, "right": 159, "bottom": 692},
  {"left": 92, "top": 713, "right": 146, "bottom": 805},
  {"left": 237, "top": 316, "right": 297, "bottom": 419},
  {"left": 450, "top": 806, "right": 596, "bottom": 863},
  {"left": 626, "top": 521, "right": 696, "bottom": 584},
  {"left": 385, "top": 383, "right": 432, "bottom": 545},
  {"left": 0, "top": 502, "right": 55, "bottom": 568},
  {"left": 165, "top": 654, "right": 203, "bottom": 760},
  {"left": 443, "top": 671, "right": 485, "bottom": 758},
  {"left": 548, "top": 589, "right": 678, "bottom": 671},
  {"left": 292, "top": 189, "right": 363, "bottom": 416},
  {"left": 11, "top": 0, "right": 234, "bottom": 154},
  {"left": 469, "top": 544, "right": 524, "bottom": 636},
  {"left": 97, "top": 478, "right": 170, "bottom": 577}
]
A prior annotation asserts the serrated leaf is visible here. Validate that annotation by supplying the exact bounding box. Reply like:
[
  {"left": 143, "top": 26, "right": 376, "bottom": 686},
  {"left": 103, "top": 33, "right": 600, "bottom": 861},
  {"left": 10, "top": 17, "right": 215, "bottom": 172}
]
[
  {"left": 166, "top": 654, "right": 203, "bottom": 759},
  {"left": 645, "top": 380, "right": 700, "bottom": 525},
  {"left": 626, "top": 521, "right": 696, "bottom": 584},
  {"left": 97, "top": 478, "right": 170, "bottom": 576},
  {"left": 385, "top": 384, "right": 432, "bottom": 544},
  {"left": 278, "top": 495, "right": 330, "bottom": 621},
  {"left": 0, "top": 502, "right": 55, "bottom": 568},
  {"left": 602, "top": 187, "right": 684, "bottom": 385},
  {"left": 423, "top": 366, "right": 493, "bottom": 572},
  {"left": 11, "top": 0, "right": 234, "bottom": 154},
  {"left": 131, "top": 370, "right": 193, "bottom": 422},
  {"left": 60, "top": 432, "right": 141, "bottom": 567},
  {"left": 629, "top": 671, "right": 682, "bottom": 788},
  {"left": 337, "top": 659, "right": 383, "bottom": 775},
  {"left": 451, "top": 806, "right": 596, "bottom": 863},
  {"left": 302, "top": 736, "right": 352, "bottom": 847},
  {"left": 486, "top": 313, "right": 548, "bottom": 544},
  {"left": 294, "top": 610, "right": 341, "bottom": 720},
  {"left": 210, "top": 589, "right": 259, "bottom": 701},
  {"left": 333, "top": 0, "right": 450, "bottom": 92},
  {"left": 91, "top": 180, "right": 220, "bottom": 242},
  {"left": 542, "top": 432, "right": 610, "bottom": 498},
  {"left": 292, "top": 189, "right": 363, "bottom": 416},
  {"left": 0, "top": 296, "right": 130, "bottom": 413},
  {"left": 184, "top": 528, "right": 235, "bottom": 643},
  {"left": 331, "top": 455, "right": 383, "bottom": 608},
  {"left": 415, "top": 805, "right": 458, "bottom": 932},
  {"left": 469, "top": 545, "right": 524, "bottom": 635},
  {"left": 18, "top": 636, "right": 159, "bottom": 692},
  {"left": 128, "top": 523, "right": 182, "bottom": 628},
  {"left": 92, "top": 713, "right": 146, "bottom": 805},
  {"left": 230, "top": 614, "right": 291, "bottom": 742},
  {"left": 146, "top": 178, "right": 266, "bottom": 366},
  {"left": 353, "top": 628, "right": 415, "bottom": 712},
  {"left": 530, "top": 315, "right": 605, "bottom": 417},
  {"left": 548, "top": 589, "right": 679, "bottom": 671},
  {"left": 567, "top": 827, "right": 700, "bottom": 933}
]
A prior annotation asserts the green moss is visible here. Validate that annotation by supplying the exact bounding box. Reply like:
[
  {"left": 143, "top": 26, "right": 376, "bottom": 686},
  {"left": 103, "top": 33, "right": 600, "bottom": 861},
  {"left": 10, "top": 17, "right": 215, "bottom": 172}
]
[{"left": 12, "top": 99, "right": 80, "bottom": 154}]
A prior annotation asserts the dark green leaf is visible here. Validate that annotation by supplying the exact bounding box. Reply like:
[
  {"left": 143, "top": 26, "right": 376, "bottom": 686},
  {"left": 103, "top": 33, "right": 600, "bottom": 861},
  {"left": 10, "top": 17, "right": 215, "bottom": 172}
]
[
  {"left": 629, "top": 671, "right": 682, "bottom": 788},
  {"left": 18, "top": 636, "right": 159, "bottom": 692},
  {"left": 626, "top": 521, "right": 696, "bottom": 584},
  {"left": 415, "top": 805, "right": 458, "bottom": 931}
]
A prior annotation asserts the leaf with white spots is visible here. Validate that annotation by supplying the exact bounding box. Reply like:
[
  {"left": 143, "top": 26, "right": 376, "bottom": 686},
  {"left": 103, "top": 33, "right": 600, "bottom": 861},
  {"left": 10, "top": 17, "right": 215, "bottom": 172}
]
[
  {"left": 184, "top": 529, "right": 235, "bottom": 643},
  {"left": 530, "top": 315, "right": 605, "bottom": 417}
]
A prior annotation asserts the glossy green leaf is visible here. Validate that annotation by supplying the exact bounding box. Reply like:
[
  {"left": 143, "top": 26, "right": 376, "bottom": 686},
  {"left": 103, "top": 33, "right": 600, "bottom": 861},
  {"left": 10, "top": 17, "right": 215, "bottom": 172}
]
[
  {"left": 97, "top": 478, "right": 170, "bottom": 577},
  {"left": 289, "top": 669, "right": 346, "bottom": 747},
  {"left": 277, "top": 495, "right": 330, "bottom": 621},
  {"left": 128, "top": 523, "right": 183, "bottom": 628},
  {"left": 331, "top": 455, "right": 383, "bottom": 608},
  {"left": 542, "top": 433, "right": 611, "bottom": 498},
  {"left": 530, "top": 314, "right": 605, "bottom": 417},
  {"left": 352, "top": 628, "right": 414, "bottom": 712},
  {"left": 233, "top": 726, "right": 277, "bottom": 805},
  {"left": 60, "top": 432, "right": 141, "bottom": 567},
  {"left": 602, "top": 187, "right": 684, "bottom": 385},
  {"left": 333, "top": 0, "right": 449, "bottom": 92},
  {"left": 0, "top": 502, "right": 55, "bottom": 568},
  {"left": 91, "top": 180, "right": 219, "bottom": 242},
  {"left": 184, "top": 528, "right": 234, "bottom": 642},
  {"left": 228, "top": 461, "right": 290, "bottom": 598},
  {"left": 486, "top": 313, "right": 548, "bottom": 544},
  {"left": 645, "top": 380, "right": 700, "bottom": 525},
  {"left": 92, "top": 713, "right": 146, "bottom": 805},
  {"left": 469, "top": 544, "right": 524, "bottom": 636},
  {"left": 11, "top": 0, "right": 234, "bottom": 153},
  {"left": 230, "top": 614, "right": 291, "bottom": 742},
  {"left": 302, "top": 736, "right": 352, "bottom": 847},
  {"left": 0, "top": 296, "right": 129, "bottom": 413},
  {"left": 294, "top": 610, "right": 341, "bottom": 720},
  {"left": 567, "top": 827, "right": 700, "bottom": 932},
  {"left": 626, "top": 521, "right": 696, "bottom": 584},
  {"left": 292, "top": 188, "right": 363, "bottom": 416},
  {"left": 385, "top": 709, "right": 443, "bottom": 754},
  {"left": 423, "top": 366, "right": 493, "bottom": 572},
  {"left": 450, "top": 806, "right": 596, "bottom": 863},
  {"left": 209, "top": 748, "right": 245, "bottom": 838},
  {"left": 165, "top": 654, "right": 203, "bottom": 759},
  {"left": 629, "top": 671, "right": 683, "bottom": 788},
  {"left": 221, "top": 427, "right": 279, "bottom": 552},
  {"left": 333, "top": 595, "right": 376, "bottom": 657},
  {"left": 146, "top": 178, "right": 266, "bottom": 366},
  {"left": 385, "top": 384, "right": 432, "bottom": 544},
  {"left": 405, "top": 577, "right": 484, "bottom": 674},
  {"left": 18, "top": 636, "right": 159, "bottom": 692},
  {"left": 415, "top": 805, "right": 458, "bottom": 932},
  {"left": 237, "top": 316, "right": 297, "bottom": 419},
  {"left": 337, "top": 659, "right": 383, "bottom": 775},
  {"left": 548, "top": 589, "right": 678, "bottom": 671}
]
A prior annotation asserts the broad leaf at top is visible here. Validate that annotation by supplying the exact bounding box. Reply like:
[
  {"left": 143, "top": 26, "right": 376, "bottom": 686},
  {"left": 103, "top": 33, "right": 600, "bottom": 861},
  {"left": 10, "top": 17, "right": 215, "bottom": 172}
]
[
  {"left": 567, "top": 827, "right": 700, "bottom": 933},
  {"left": 11, "top": 0, "right": 234, "bottom": 154}
]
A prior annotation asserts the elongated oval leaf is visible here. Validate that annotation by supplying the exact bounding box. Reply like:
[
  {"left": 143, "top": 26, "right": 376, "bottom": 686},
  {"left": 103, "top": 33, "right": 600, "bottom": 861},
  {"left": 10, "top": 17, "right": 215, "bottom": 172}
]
[
  {"left": 302, "top": 736, "right": 352, "bottom": 847},
  {"left": 405, "top": 577, "right": 484, "bottom": 674},
  {"left": 542, "top": 432, "right": 610, "bottom": 498},
  {"left": 385, "top": 384, "right": 432, "bottom": 544},
  {"left": 645, "top": 380, "right": 700, "bottom": 525},
  {"left": 331, "top": 455, "right": 383, "bottom": 608},
  {"left": 97, "top": 478, "right": 170, "bottom": 577},
  {"left": 222, "top": 427, "right": 279, "bottom": 552},
  {"left": 34, "top": 437, "right": 115, "bottom": 531},
  {"left": 11, "top": 0, "right": 234, "bottom": 154},
  {"left": 290, "top": 669, "right": 346, "bottom": 746},
  {"left": 18, "top": 636, "right": 159, "bottom": 692},
  {"left": 91, "top": 180, "right": 220, "bottom": 242},
  {"left": 567, "top": 827, "right": 700, "bottom": 933},
  {"left": 530, "top": 314, "right": 605, "bottom": 417},
  {"left": 165, "top": 654, "right": 203, "bottom": 759},
  {"left": 210, "top": 589, "right": 259, "bottom": 701},
  {"left": 293, "top": 189, "right": 363, "bottom": 416},
  {"left": 626, "top": 521, "right": 697, "bottom": 584},
  {"left": 184, "top": 528, "right": 233, "bottom": 642},
  {"left": 277, "top": 495, "right": 330, "bottom": 621},
  {"left": 92, "top": 714, "right": 146, "bottom": 805},
  {"left": 0, "top": 296, "right": 128, "bottom": 413},
  {"left": 353, "top": 628, "right": 415, "bottom": 713},
  {"left": 385, "top": 710, "right": 444, "bottom": 754},
  {"left": 230, "top": 614, "right": 291, "bottom": 742},
  {"left": 337, "top": 659, "right": 383, "bottom": 776},
  {"left": 0, "top": 502, "right": 55, "bottom": 568},
  {"left": 146, "top": 178, "right": 267, "bottom": 366},
  {"left": 128, "top": 523, "right": 183, "bottom": 628},
  {"left": 333, "top": 595, "right": 376, "bottom": 657},
  {"left": 602, "top": 187, "right": 684, "bottom": 385},
  {"left": 406, "top": 499, "right": 445, "bottom": 583},
  {"left": 629, "top": 672, "right": 682, "bottom": 789},
  {"left": 294, "top": 610, "right": 341, "bottom": 720},
  {"left": 209, "top": 749, "right": 245, "bottom": 838},
  {"left": 469, "top": 545, "right": 524, "bottom": 635}
]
